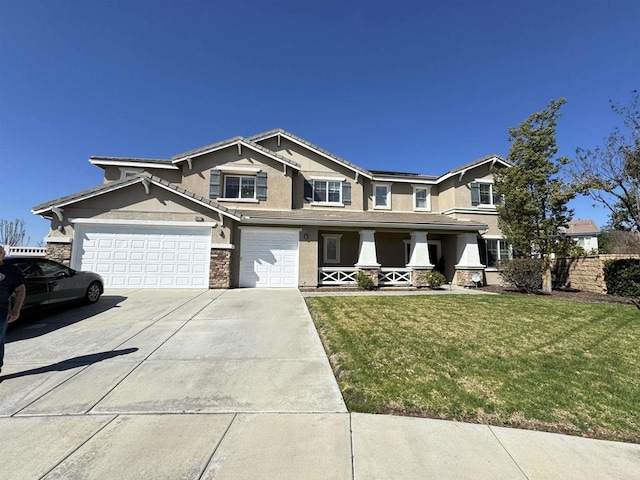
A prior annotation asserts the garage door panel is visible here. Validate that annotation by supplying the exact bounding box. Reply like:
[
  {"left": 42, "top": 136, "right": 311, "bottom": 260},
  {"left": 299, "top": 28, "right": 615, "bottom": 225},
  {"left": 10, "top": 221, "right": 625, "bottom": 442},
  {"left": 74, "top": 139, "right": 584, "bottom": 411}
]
[
  {"left": 76, "top": 226, "right": 211, "bottom": 289},
  {"left": 239, "top": 229, "right": 299, "bottom": 288}
]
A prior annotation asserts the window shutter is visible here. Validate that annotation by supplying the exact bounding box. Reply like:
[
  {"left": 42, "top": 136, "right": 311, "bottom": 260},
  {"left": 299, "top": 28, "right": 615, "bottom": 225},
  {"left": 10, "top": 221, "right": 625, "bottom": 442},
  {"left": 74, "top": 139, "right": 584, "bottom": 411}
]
[
  {"left": 303, "top": 179, "right": 313, "bottom": 202},
  {"left": 470, "top": 182, "right": 480, "bottom": 206},
  {"left": 492, "top": 188, "right": 500, "bottom": 206},
  {"left": 256, "top": 171, "right": 267, "bottom": 200},
  {"left": 209, "top": 169, "right": 221, "bottom": 199},
  {"left": 342, "top": 181, "right": 351, "bottom": 205}
]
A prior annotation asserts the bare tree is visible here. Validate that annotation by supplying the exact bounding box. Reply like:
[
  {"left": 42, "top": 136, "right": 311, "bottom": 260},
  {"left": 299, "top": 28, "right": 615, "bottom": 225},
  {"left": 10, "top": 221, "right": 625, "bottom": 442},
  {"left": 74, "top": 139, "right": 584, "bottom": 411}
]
[
  {"left": 0, "top": 218, "right": 30, "bottom": 246},
  {"left": 569, "top": 90, "right": 640, "bottom": 232}
]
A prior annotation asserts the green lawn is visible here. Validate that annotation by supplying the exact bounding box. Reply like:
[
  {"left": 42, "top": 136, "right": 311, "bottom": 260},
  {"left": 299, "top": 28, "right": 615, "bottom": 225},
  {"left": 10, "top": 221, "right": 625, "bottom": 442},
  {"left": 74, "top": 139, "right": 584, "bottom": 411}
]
[{"left": 306, "top": 294, "right": 640, "bottom": 443}]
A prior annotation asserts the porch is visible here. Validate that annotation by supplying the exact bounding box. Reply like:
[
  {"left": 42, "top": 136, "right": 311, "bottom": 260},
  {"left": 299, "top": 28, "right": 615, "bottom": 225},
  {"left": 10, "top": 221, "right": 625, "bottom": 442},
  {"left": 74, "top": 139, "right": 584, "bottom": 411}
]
[{"left": 315, "top": 229, "right": 486, "bottom": 288}]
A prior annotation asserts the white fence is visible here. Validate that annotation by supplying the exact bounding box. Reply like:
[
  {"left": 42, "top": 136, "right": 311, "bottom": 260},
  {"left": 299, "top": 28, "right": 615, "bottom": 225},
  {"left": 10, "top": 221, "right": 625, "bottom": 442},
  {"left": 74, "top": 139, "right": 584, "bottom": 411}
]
[
  {"left": 2, "top": 245, "right": 47, "bottom": 257},
  {"left": 318, "top": 267, "right": 413, "bottom": 286}
]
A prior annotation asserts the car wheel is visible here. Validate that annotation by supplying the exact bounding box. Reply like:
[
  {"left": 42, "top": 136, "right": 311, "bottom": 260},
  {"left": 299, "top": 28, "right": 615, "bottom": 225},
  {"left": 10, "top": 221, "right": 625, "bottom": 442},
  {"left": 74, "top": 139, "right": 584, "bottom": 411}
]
[{"left": 85, "top": 281, "right": 102, "bottom": 304}]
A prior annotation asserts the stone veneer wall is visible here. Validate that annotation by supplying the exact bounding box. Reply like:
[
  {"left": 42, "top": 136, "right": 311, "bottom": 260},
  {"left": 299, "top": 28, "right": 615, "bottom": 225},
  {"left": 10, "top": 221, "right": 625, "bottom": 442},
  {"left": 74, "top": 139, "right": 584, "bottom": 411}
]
[
  {"left": 46, "top": 243, "right": 72, "bottom": 266},
  {"left": 553, "top": 254, "right": 640, "bottom": 294},
  {"left": 210, "top": 248, "right": 232, "bottom": 288}
]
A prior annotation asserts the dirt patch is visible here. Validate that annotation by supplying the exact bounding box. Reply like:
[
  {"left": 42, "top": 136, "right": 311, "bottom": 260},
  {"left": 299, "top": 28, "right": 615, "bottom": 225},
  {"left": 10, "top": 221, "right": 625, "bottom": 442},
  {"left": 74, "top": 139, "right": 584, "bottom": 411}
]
[{"left": 479, "top": 284, "right": 639, "bottom": 306}]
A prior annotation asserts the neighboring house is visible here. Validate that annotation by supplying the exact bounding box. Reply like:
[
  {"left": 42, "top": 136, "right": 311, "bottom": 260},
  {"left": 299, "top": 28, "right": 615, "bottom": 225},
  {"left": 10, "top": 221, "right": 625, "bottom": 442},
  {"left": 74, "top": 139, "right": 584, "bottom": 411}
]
[
  {"left": 32, "top": 129, "right": 512, "bottom": 289},
  {"left": 564, "top": 219, "right": 600, "bottom": 252}
]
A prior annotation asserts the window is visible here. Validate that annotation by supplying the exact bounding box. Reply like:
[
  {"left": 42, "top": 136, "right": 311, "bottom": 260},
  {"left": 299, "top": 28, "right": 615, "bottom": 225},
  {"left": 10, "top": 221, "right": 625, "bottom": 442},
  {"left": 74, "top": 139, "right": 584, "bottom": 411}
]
[
  {"left": 471, "top": 182, "right": 500, "bottom": 206},
  {"left": 413, "top": 186, "right": 431, "bottom": 211},
  {"left": 483, "top": 238, "right": 510, "bottom": 268},
  {"left": 210, "top": 170, "right": 267, "bottom": 201},
  {"left": 121, "top": 168, "right": 142, "bottom": 179},
  {"left": 322, "top": 234, "right": 342, "bottom": 263},
  {"left": 373, "top": 184, "right": 391, "bottom": 209},
  {"left": 224, "top": 175, "right": 256, "bottom": 199},
  {"left": 305, "top": 179, "right": 351, "bottom": 205},
  {"left": 314, "top": 180, "right": 341, "bottom": 203}
]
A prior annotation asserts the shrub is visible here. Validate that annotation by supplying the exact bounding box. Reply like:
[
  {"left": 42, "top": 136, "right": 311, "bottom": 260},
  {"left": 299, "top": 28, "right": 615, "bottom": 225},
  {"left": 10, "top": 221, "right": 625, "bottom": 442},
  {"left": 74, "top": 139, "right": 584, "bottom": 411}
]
[
  {"left": 498, "top": 258, "right": 543, "bottom": 293},
  {"left": 603, "top": 259, "right": 640, "bottom": 297},
  {"left": 355, "top": 271, "right": 375, "bottom": 290},
  {"left": 425, "top": 270, "right": 446, "bottom": 288}
]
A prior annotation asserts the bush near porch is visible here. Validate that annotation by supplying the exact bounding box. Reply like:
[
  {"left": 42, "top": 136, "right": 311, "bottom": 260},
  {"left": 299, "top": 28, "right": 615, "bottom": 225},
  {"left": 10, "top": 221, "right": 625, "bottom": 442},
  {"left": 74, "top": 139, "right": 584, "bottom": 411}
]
[{"left": 306, "top": 295, "right": 640, "bottom": 443}]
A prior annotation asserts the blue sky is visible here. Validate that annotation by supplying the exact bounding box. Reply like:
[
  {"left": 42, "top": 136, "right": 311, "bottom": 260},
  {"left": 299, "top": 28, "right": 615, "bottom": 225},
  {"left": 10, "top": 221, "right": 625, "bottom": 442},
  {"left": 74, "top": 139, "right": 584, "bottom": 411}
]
[{"left": 1, "top": 0, "right": 638, "bottom": 245}]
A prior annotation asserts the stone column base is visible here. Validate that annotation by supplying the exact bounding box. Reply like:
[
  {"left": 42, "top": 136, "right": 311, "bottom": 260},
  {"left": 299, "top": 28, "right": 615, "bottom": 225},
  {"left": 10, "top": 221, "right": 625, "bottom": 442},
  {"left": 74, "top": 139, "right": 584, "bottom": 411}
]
[
  {"left": 454, "top": 268, "right": 484, "bottom": 287},
  {"left": 46, "top": 243, "right": 72, "bottom": 266},
  {"left": 358, "top": 268, "right": 379, "bottom": 288},
  {"left": 210, "top": 248, "right": 232, "bottom": 288},
  {"left": 411, "top": 268, "right": 434, "bottom": 288}
]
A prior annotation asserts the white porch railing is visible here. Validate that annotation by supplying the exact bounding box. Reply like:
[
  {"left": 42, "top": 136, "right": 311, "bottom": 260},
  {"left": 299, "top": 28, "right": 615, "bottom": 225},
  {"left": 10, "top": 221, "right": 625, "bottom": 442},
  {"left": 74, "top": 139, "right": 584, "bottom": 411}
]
[
  {"left": 379, "top": 267, "right": 412, "bottom": 286},
  {"left": 3, "top": 245, "right": 47, "bottom": 257},
  {"left": 318, "top": 267, "right": 413, "bottom": 286},
  {"left": 318, "top": 267, "right": 358, "bottom": 285}
]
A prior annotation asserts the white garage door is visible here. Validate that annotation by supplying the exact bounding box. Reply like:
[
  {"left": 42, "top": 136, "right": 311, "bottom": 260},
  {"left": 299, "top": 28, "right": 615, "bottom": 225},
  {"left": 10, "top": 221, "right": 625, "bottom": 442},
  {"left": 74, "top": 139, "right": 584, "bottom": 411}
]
[
  {"left": 239, "top": 228, "right": 299, "bottom": 288},
  {"left": 75, "top": 224, "right": 211, "bottom": 288}
]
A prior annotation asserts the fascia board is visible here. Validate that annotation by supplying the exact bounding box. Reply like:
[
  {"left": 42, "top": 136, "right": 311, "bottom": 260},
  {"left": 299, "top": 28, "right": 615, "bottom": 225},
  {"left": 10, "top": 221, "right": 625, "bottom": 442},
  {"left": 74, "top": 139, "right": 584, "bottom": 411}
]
[{"left": 89, "top": 159, "right": 179, "bottom": 170}]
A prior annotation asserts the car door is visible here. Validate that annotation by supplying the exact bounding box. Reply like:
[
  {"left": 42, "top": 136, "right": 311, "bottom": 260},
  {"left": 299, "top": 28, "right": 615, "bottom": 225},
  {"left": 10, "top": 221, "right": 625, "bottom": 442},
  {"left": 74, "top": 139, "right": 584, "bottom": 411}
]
[
  {"left": 14, "top": 260, "right": 49, "bottom": 309},
  {"left": 38, "top": 259, "right": 84, "bottom": 304}
]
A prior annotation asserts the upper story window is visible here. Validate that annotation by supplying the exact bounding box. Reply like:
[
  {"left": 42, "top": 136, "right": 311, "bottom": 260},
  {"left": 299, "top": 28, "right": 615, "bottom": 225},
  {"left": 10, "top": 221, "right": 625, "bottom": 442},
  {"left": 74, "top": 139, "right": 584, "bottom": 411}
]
[
  {"left": 471, "top": 182, "right": 500, "bottom": 206},
  {"left": 413, "top": 186, "right": 431, "bottom": 211},
  {"left": 373, "top": 184, "right": 391, "bottom": 210},
  {"left": 120, "top": 168, "right": 142, "bottom": 180},
  {"left": 209, "top": 169, "right": 267, "bottom": 202},
  {"left": 304, "top": 178, "right": 351, "bottom": 206},
  {"left": 225, "top": 175, "right": 255, "bottom": 199}
]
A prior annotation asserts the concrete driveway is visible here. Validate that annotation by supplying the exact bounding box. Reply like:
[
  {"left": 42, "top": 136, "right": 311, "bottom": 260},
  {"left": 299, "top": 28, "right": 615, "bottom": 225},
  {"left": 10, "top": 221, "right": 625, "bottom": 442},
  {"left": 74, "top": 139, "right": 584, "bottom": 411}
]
[{"left": 0, "top": 289, "right": 638, "bottom": 479}]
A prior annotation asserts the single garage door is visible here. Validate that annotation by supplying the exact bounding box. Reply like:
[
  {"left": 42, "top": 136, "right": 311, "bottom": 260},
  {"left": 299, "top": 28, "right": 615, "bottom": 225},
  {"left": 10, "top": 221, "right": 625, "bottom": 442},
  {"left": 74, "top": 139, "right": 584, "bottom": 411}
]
[
  {"left": 74, "top": 224, "right": 211, "bottom": 288},
  {"left": 239, "top": 228, "right": 299, "bottom": 288}
]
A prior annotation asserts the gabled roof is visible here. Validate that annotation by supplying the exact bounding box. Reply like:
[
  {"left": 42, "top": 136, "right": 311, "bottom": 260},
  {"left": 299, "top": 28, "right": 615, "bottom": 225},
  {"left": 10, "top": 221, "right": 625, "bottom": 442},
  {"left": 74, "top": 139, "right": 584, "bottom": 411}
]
[
  {"left": 437, "top": 154, "right": 512, "bottom": 183},
  {"left": 32, "top": 173, "right": 242, "bottom": 222},
  {"left": 248, "top": 128, "right": 373, "bottom": 179},
  {"left": 171, "top": 135, "right": 301, "bottom": 171},
  {"left": 565, "top": 219, "right": 601, "bottom": 236},
  {"left": 89, "top": 157, "right": 179, "bottom": 170}
]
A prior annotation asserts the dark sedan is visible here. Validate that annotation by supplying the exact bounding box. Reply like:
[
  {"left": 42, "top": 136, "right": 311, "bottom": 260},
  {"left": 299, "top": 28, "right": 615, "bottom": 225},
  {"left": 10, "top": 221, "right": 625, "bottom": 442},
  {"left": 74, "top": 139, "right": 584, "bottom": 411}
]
[{"left": 5, "top": 257, "right": 104, "bottom": 311}]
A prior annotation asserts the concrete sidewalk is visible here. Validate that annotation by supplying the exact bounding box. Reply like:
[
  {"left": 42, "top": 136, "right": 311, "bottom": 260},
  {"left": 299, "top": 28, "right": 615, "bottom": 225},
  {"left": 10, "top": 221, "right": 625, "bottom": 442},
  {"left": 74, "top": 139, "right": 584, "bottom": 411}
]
[{"left": 0, "top": 289, "right": 638, "bottom": 479}]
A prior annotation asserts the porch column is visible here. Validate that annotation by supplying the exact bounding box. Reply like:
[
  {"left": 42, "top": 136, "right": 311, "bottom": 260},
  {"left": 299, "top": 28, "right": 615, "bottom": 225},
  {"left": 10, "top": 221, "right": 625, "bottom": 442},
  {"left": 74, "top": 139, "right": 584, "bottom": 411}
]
[
  {"left": 407, "top": 231, "right": 433, "bottom": 268},
  {"left": 408, "top": 231, "right": 434, "bottom": 288},
  {"left": 355, "top": 230, "right": 380, "bottom": 268},
  {"left": 454, "top": 232, "right": 485, "bottom": 286},
  {"left": 355, "top": 230, "right": 380, "bottom": 286}
]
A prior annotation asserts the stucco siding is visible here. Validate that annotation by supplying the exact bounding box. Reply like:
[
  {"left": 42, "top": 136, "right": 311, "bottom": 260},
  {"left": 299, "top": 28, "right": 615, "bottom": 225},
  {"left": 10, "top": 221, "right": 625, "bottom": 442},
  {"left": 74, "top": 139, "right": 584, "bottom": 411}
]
[
  {"left": 179, "top": 147, "right": 293, "bottom": 210},
  {"left": 43, "top": 184, "right": 230, "bottom": 242}
]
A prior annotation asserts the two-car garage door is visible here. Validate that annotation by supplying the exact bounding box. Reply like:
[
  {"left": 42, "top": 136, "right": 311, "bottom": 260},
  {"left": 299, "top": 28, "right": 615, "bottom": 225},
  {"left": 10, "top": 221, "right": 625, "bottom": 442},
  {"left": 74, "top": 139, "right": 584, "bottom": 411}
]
[{"left": 74, "top": 224, "right": 212, "bottom": 288}]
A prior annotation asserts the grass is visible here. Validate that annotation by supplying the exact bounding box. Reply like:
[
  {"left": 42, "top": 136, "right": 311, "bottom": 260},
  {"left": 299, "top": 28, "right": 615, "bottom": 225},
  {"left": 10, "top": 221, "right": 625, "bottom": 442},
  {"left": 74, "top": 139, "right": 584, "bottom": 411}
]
[{"left": 305, "top": 294, "right": 640, "bottom": 443}]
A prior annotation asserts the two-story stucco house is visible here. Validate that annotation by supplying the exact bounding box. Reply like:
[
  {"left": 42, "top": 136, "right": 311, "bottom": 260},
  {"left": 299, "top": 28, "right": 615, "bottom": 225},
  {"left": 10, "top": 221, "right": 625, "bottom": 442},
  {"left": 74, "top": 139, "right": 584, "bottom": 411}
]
[{"left": 32, "top": 129, "right": 512, "bottom": 289}]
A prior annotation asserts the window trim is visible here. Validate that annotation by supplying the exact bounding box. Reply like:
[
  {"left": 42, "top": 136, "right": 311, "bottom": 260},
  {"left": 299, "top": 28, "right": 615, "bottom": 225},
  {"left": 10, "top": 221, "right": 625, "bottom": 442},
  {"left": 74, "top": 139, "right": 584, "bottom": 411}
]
[
  {"left": 322, "top": 234, "right": 342, "bottom": 263},
  {"left": 412, "top": 185, "right": 431, "bottom": 211},
  {"left": 373, "top": 183, "right": 391, "bottom": 210}
]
